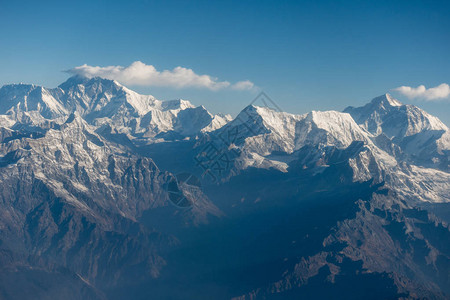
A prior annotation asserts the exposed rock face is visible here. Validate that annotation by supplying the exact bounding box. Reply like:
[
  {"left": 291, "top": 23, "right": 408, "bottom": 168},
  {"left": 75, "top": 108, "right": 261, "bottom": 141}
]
[{"left": 0, "top": 115, "right": 171, "bottom": 293}]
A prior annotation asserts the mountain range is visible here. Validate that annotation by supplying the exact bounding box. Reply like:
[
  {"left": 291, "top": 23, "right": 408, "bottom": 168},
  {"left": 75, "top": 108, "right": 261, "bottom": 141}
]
[{"left": 0, "top": 76, "right": 449, "bottom": 299}]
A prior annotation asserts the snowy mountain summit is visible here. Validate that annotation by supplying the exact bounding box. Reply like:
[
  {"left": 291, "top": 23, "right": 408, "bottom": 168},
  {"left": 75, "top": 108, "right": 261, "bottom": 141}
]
[
  {"left": 345, "top": 93, "right": 449, "bottom": 170},
  {"left": 0, "top": 76, "right": 231, "bottom": 142}
]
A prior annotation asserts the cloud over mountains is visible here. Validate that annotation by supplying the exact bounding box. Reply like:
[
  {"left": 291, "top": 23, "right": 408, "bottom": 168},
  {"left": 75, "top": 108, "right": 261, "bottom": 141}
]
[
  {"left": 67, "top": 61, "right": 254, "bottom": 91},
  {"left": 393, "top": 83, "right": 450, "bottom": 101}
]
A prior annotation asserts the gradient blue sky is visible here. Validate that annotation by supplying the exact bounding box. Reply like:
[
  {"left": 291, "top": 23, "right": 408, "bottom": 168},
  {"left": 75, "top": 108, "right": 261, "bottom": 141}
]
[{"left": 1, "top": 0, "right": 449, "bottom": 124}]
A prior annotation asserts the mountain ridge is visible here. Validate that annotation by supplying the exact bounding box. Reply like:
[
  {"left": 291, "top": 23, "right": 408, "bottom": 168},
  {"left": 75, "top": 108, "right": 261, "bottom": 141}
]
[{"left": 0, "top": 77, "right": 449, "bottom": 299}]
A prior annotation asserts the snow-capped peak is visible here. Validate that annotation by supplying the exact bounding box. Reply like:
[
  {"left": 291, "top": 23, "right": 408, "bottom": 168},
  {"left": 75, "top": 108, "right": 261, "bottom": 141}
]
[
  {"left": 344, "top": 94, "right": 449, "bottom": 171},
  {"left": 344, "top": 94, "right": 447, "bottom": 137},
  {"left": 284, "top": 110, "right": 373, "bottom": 153},
  {"left": 160, "top": 99, "right": 196, "bottom": 111},
  {"left": 0, "top": 83, "right": 68, "bottom": 120},
  {"left": 231, "top": 105, "right": 304, "bottom": 135},
  {"left": 0, "top": 76, "right": 232, "bottom": 142},
  {"left": 370, "top": 93, "right": 403, "bottom": 107},
  {"left": 58, "top": 75, "right": 155, "bottom": 116}
]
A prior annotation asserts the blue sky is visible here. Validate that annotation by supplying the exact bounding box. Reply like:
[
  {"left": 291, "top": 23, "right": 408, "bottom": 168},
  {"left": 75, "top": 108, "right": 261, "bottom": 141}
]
[{"left": 1, "top": 0, "right": 449, "bottom": 124}]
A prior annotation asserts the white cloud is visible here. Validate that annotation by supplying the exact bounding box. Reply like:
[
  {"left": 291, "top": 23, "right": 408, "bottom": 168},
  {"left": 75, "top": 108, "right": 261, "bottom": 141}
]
[
  {"left": 231, "top": 80, "right": 255, "bottom": 91},
  {"left": 66, "top": 61, "right": 254, "bottom": 91},
  {"left": 393, "top": 83, "right": 450, "bottom": 101}
]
